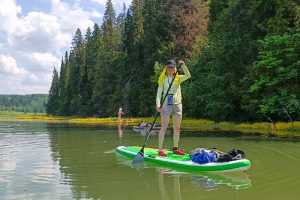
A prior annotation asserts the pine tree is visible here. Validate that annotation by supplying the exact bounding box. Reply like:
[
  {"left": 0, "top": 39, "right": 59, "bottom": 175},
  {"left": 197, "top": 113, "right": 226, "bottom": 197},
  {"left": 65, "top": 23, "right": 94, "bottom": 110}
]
[
  {"left": 69, "top": 28, "right": 85, "bottom": 115},
  {"left": 93, "top": 0, "right": 120, "bottom": 116},
  {"left": 116, "top": 3, "right": 127, "bottom": 50},
  {"left": 58, "top": 57, "right": 66, "bottom": 114},
  {"left": 121, "top": 0, "right": 145, "bottom": 116},
  {"left": 101, "top": 0, "right": 117, "bottom": 51},
  {"left": 79, "top": 27, "right": 92, "bottom": 115},
  {"left": 47, "top": 68, "right": 60, "bottom": 115},
  {"left": 61, "top": 51, "right": 71, "bottom": 115}
]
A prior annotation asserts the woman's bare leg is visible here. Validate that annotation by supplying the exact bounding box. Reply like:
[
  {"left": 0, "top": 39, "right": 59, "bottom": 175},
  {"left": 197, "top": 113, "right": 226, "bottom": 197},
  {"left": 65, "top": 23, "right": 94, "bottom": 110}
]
[
  {"left": 158, "top": 115, "right": 170, "bottom": 151},
  {"left": 172, "top": 114, "right": 182, "bottom": 148}
]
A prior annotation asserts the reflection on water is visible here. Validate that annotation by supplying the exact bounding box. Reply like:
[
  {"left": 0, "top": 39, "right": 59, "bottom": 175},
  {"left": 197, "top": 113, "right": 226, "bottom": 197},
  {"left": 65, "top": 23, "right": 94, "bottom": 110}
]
[
  {"left": 0, "top": 122, "right": 71, "bottom": 200},
  {"left": 118, "top": 121, "right": 133, "bottom": 143},
  {"left": 117, "top": 155, "right": 252, "bottom": 194},
  {"left": 118, "top": 122, "right": 123, "bottom": 140},
  {"left": 159, "top": 170, "right": 182, "bottom": 200},
  {"left": 189, "top": 171, "right": 251, "bottom": 190},
  {"left": 1, "top": 121, "right": 300, "bottom": 200}
]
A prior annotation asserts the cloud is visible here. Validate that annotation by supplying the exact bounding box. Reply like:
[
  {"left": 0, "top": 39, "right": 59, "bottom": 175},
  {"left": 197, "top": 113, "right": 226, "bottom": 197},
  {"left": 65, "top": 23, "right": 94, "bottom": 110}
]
[
  {"left": 0, "top": 0, "right": 22, "bottom": 33},
  {"left": 28, "top": 52, "right": 60, "bottom": 71},
  {"left": 90, "top": 0, "right": 131, "bottom": 8},
  {"left": 9, "top": 11, "right": 62, "bottom": 53},
  {"left": 0, "top": 0, "right": 132, "bottom": 94},
  {"left": 0, "top": 0, "right": 103, "bottom": 94},
  {"left": 0, "top": 54, "right": 27, "bottom": 77},
  {"left": 0, "top": 54, "right": 53, "bottom": 94},
  {"left": 90, "top": 0, "right": 107, "bottom": 5},
  {"left": 50, "top": 0, "right": 102, "bottom": 34}
]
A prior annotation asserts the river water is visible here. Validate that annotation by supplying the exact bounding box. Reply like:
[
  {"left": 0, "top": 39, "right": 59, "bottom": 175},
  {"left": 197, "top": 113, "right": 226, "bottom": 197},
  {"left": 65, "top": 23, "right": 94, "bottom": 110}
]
[{"left": 0, "top": 121, "right": 299, "bottom": 200}]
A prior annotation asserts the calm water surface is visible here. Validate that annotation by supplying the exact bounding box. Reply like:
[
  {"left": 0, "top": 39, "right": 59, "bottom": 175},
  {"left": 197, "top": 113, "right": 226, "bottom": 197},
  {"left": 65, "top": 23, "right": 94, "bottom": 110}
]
[{"left": 0, "top": 121, "right": 299, "bottom": 200}]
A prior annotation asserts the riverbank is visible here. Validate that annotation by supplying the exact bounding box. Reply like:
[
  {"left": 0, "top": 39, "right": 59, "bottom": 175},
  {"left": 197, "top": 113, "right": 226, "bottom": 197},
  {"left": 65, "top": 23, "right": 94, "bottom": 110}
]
[{"left": 1, "top": 111, "right": 299, "bottom": 137}]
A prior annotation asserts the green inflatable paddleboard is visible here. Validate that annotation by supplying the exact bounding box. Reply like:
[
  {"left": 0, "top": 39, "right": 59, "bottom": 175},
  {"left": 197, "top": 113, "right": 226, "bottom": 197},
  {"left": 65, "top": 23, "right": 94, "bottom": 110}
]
[{"left": 116, "top": 146, "right": 251, "bottom": 172}]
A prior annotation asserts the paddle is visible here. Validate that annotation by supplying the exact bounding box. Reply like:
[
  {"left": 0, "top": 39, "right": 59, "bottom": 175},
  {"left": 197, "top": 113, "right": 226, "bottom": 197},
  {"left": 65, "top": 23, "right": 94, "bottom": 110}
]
[{"left": 132, "top": 63, "right": 183, "bottom": 164}]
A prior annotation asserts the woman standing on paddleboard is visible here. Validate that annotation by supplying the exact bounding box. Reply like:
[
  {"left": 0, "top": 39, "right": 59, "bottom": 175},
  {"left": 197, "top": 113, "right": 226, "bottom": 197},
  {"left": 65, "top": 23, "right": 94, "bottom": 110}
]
[{"left": 156, "top": 60, "right": 191, "bottom": 156}]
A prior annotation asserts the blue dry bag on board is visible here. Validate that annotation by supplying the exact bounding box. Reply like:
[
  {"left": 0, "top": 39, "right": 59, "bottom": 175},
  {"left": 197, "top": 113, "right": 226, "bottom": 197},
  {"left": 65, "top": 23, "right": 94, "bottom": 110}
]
[{"left": 191, "top": 150, "right": 217, "bottom": 164}]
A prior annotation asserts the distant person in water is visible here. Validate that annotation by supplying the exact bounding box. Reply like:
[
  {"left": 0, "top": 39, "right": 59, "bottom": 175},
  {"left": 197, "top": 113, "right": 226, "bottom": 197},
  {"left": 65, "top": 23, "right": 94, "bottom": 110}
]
[
  {"left": 139, "top": 121, "right": 148, "bottom": 127},
  {"left": 156, "top": 60, "right": 191, "bottom": 156},
  {"left": 118, "top": 107, "right": 124, "bottom": 121}
]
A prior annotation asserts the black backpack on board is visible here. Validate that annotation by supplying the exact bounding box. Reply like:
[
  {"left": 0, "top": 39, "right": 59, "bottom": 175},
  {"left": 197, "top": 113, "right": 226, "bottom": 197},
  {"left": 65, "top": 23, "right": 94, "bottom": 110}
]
[{"left": 216, "top": 148, "right": 246, "bottom": 162}]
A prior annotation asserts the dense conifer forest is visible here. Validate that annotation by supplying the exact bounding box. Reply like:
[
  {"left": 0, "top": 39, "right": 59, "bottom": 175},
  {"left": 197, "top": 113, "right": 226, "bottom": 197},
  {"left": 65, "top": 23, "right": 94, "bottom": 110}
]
[{"left": 47, "top": 0, "right": 300, "bottom": 122}]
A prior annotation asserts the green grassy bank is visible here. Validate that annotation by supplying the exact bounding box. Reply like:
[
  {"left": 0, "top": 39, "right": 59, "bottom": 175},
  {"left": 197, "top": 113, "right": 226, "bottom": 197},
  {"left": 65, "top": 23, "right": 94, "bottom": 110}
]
[{"left": 1, "top": 111, "right": 300, "bottom": 137}]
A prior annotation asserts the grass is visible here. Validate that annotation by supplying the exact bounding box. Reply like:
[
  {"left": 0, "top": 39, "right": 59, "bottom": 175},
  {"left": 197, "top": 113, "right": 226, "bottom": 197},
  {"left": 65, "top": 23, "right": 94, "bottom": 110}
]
[
  {"left": 1, "top": 111, "right": 300, "bottom": 137},
  {"left": 0, "top": 111, "right": 29, "bottom": 119}
]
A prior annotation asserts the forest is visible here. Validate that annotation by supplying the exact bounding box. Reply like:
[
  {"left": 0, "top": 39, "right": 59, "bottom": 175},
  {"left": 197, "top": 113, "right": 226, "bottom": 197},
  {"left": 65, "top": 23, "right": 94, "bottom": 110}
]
[
  {"left": 0, "top": 94, "right": 48, "bottom": 113},
  {"left": 47, "top": 0, "right": 300, "bottom": 122}
]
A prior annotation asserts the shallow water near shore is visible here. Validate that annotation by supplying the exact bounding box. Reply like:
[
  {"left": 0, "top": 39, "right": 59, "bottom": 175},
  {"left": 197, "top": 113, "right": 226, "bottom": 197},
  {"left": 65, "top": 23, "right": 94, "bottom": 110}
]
[{"left": 0, "top": 121, "right": 299, "bottom": 200}]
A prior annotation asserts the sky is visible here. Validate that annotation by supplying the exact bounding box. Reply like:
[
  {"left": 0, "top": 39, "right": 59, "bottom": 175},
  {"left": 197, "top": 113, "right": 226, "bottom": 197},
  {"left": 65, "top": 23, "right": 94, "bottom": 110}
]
[{"left": 0, "top": 0, "right": 131, "bottom": 94}]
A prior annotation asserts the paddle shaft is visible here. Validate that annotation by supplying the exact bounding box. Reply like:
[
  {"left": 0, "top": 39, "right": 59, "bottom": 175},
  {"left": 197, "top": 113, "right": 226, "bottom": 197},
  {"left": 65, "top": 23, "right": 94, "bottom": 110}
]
[{"left": 140, "top": 64, "right": 182, "bottom": 152}]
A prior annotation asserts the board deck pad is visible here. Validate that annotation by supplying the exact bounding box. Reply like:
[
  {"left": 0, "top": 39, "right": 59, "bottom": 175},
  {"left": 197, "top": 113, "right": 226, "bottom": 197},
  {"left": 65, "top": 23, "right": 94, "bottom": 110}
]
[{"left": 126, "top": 146, "right": 191, "bottom": 161}]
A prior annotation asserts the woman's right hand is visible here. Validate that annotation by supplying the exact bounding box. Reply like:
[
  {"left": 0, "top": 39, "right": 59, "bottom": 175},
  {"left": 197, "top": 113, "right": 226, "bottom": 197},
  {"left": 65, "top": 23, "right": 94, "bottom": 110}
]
[
  {"left": 178, "top": 60, "right": 185, "bottom": 66},
  {"left": 156, "top": 107, "right": 162, "bottom": 112}
]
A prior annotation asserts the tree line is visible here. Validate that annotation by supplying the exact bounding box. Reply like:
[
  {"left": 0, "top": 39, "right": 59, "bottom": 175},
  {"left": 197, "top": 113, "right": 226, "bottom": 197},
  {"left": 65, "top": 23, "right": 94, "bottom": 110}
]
[
  {"left": 47, "top": 0, "right": 300, "bottom": 122},
  {"left": 0, "top": 94, "right": 48, "bottom": 113}
]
